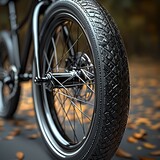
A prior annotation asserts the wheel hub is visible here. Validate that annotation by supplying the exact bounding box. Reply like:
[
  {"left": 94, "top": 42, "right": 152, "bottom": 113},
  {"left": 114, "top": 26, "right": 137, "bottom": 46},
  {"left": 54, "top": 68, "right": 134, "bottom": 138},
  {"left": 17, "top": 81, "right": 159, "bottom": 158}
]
[{"left": 34, "top": 52, "right": 94, "bottom": 91}]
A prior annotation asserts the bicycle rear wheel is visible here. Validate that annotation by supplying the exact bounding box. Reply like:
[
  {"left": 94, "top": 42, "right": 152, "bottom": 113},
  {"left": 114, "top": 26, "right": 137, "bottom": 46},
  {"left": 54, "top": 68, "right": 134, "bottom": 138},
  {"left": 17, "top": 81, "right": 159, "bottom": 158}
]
[
  {"left": 0, "top": 31, "right": 20, "bottom": 118},
  {"left": 33, "top": 0, "right": 130, "bottom": 159}
]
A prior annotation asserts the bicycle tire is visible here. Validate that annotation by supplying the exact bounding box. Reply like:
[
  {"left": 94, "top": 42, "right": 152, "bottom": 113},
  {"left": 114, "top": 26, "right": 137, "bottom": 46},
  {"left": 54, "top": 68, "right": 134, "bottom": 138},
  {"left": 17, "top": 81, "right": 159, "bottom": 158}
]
[
  {"left": 0, "top": 31, "right": 20, "bottom": 118},
  {"left": 33, "top": 0, "right": 130, "bottom": 159}
]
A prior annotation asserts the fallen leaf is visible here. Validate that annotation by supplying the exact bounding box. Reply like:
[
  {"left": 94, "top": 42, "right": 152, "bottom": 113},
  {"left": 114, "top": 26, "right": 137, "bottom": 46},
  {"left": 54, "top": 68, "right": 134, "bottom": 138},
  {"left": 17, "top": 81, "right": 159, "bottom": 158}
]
[
  {"left": 5, "top": 128, "right": 21, "bottom": 140},
  {"left": 135, "top": 118, "right": 152, "bottom": 127},
  {"left": 9, "top": 119, "right": 28, "bottom": 127},
  {"left": 144, "top": 108, "right": 154, "bottom": 115},
  {"left": 19, "top": 103, "right": 33, "bottom": 111},
  {"left": 27, "top": 110, "right": 35, "bottom": 117},
  {"left": 24, "top": 124, "right": 37, "bottom": 130},
  {"left": 127, "top": 123, "right": 137, "bottom": 129},
  {"left": 16, "top": 151, "right": 24, "bottom": 160},
  {"left": 134, "top": 98, "right": 144, "bottom": 105},
  {"left": 154, "top": 100, "right": 160, "bottom": 109},
  {"left": 131, "top": 88, "right": 141, "bottom": 96},
  {"left": 150, "top": 123, "right": 160, "bottom": 130},
  {"left": 28, "top": 133, "right": 40, "bottom": 139},
  {"left": 128, "top": 136, "right": 138, "bottom": 143},
  {"left": 150, "top": 150, "right": 160, "bottom": 156},
  {"left": 0, "top": 119, "right": 4, "bottom": 127},
  {"left": 143, "top": 142, "right": 156, "bottom": 149},
  {"left": 149, "top": 79, "right": 159, "bottom": 87},
  {"left": 116, "top": 148, "right": 132, "bottom": 158},
  {"left": 154, "top": 112, "right": 160, "bottom": 119},
  {"left": 133, "top": 129, "right": 147, "bottom": 140},
  {"left": 10, "top": 128, "right": 21, "bottom": 136},
  {"left": 5, "top": 135, "right": 14, "bottom": 140},
  {"left": 26, "top": 97, "right": 33, "bottom": 104},
  {"left": 0, "top": 126, "right": 4, "bottom": 131},
  {"left": 151, "top": 94, "right": 158, "bottom": 100}
]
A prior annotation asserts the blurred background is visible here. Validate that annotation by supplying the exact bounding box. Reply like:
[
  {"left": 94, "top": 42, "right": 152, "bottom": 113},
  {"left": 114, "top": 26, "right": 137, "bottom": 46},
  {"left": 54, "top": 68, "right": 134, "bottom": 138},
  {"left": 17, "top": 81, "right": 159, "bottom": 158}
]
[
  {"left": 1, "top": 0, "right": 160, "bottom": 59},
  {"left": 0, "top": 0, "right": 160, "bottom": 160},
  {"left": 99, "top": 0, "right": 160, "bottom": 59}
]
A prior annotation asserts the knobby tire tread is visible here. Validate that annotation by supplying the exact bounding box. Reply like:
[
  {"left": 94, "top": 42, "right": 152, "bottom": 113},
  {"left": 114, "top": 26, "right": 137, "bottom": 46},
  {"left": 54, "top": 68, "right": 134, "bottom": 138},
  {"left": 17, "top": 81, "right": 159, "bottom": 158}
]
[{"left": 72, "top": 0, "right": 130, "bottom": 159}]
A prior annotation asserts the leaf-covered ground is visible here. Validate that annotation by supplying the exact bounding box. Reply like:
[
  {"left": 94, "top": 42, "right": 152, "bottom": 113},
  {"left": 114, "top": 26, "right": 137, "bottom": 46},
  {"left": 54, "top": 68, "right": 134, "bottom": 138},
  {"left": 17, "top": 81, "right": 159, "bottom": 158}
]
[
  {"left": 0, "top": 58, "right": 160, "bottom": 160},
  {"left": 113, "top": 58, "right": 160, "bottom": 160}
]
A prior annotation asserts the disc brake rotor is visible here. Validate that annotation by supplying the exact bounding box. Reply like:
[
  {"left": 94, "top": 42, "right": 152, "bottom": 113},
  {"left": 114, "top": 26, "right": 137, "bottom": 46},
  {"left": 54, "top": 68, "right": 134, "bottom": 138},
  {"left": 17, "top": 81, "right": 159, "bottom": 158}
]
[{"left": 67, "top": 52, "right": 95, "bottom": 101}]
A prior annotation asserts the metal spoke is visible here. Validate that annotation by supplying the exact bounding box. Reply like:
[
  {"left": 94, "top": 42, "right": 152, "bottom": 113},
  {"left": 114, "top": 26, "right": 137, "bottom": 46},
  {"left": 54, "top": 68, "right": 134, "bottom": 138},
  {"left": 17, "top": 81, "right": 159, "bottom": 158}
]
[
  {"left": 61, "top": 73, "right": 75, "bottom": 85},
  {"left": 46, "top": 35, "right": 60, "bottom": 72},
  {"left": 56, "top": 89, "right": 68, "bottom": 116},
  {"left": 55, "top": 93, "right": 79, "bottom": 142},
  {"left": 81, "top": 69, "right": 94, "bottom": 78},
  {"left": 56, "top": 91, "right": 94, "bottom": 107},
  {"left": 56, "top": 91, "right": 67, "bottom": 131},
  {"left": 57, "top": 88, "right": 88, "bottom": 135},
  {"left": 54, "top": 86, "right": 91, "bottom": 126},
  {"left": 51, "top": 23, "right": 73, "bottom": 70},
  {"left": 76, "top": 25, "right": 79, "bottom": 52},
  {"left": 74, "top": 71, "right": 95, "bottom": 94},
  {"left": 75, "top": 87, "right": 86, "bottom": 135},
  {"left": 53, "top": 32, "right": 83, "bottom": 69},
  {"left": 54, "top": 88, "right": 87, "bottom": 139},
  {"left": 62, "top": 22, "right": 73, "bottom": 56},
  {"left": 51, "top": 75, "right": 91, "bottom": 121},
  {"left": 80, "top": 101, "right": 85, "bottom": 135},
  {"left": 44, "top": 50, "right": 50, "bottom": 69}
]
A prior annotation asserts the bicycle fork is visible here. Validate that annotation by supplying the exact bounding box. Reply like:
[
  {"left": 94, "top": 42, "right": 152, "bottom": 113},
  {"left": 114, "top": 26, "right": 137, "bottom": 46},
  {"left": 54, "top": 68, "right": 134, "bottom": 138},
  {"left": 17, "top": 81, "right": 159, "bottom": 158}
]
[{"left": 32, "top": 1, "right": 49, "bottom": 79}]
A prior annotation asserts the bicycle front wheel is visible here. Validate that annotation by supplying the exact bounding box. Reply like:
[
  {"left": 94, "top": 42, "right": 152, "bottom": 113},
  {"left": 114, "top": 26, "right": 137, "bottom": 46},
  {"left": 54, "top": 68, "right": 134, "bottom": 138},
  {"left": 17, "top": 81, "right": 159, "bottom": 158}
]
[{"left": 33, "top": 0, "right": 130, "bottom": 159}]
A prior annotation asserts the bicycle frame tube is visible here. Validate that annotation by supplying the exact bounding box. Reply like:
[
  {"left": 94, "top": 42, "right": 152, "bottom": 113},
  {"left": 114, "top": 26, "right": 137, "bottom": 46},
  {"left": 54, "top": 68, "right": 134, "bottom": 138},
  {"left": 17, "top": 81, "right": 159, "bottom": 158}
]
[
  {"left": 7, "top": 0, "right": 51, "bottom": 75},
  {"left": 19, "top": 0, "right": 37, "bottom": 74},
  {"left": 8, "top": 1, "right": 21, "bottom": 70},
  {"left": 7, "top": 0, "right": 36, "bottom": 74},
  {"left": 20, "top": 0, "right": 49, "bottom": 74},
  {"left": 32, "top": 1, "right": 49, "bottom": 78}
]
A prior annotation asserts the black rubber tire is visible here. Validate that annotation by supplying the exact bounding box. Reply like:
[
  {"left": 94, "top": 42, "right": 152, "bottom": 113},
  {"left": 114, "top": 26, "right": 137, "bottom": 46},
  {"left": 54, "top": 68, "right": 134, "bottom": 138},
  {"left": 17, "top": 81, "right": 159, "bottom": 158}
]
[
  {"left": 0, "top": 32, "right": 20, "bottom": 118},
  {"left": 33, "top": 0, "right": 130, "bottom": 159}
]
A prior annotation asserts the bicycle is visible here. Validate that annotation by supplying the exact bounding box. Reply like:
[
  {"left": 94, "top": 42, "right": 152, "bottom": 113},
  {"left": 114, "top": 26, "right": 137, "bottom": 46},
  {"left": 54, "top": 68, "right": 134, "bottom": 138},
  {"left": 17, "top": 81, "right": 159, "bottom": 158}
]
[{"left": 0, "top": 0, "right": 130, "bottom": 159}]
